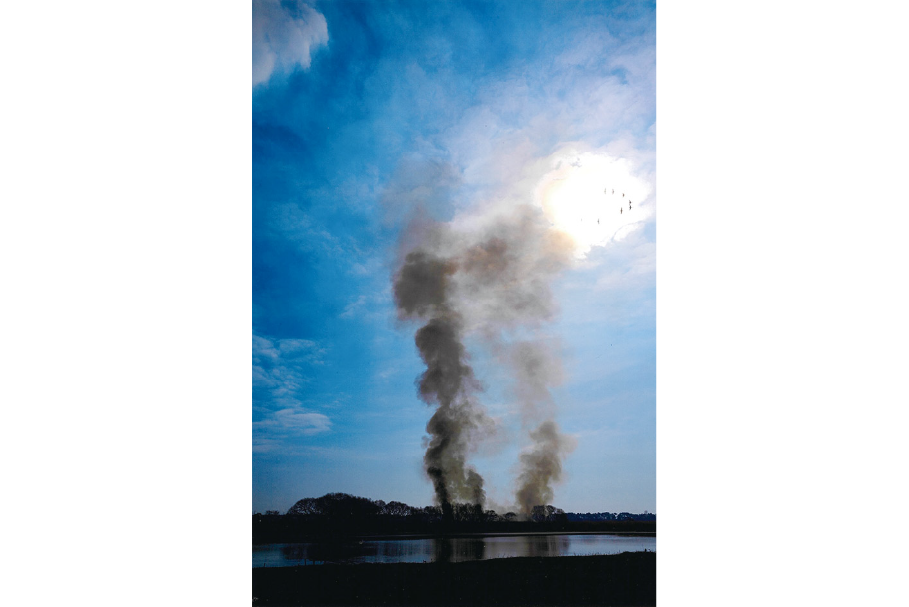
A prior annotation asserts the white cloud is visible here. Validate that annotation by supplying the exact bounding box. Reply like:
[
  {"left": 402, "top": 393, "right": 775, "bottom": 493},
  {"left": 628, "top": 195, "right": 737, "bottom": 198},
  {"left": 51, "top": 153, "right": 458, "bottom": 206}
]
[
  {"left": 253, "top": 333, "right": 326, "bottom": 410},
  {"left": 339, "top": 294, "right": 368, "bottom": 319},
  {"left": 418, "top": 34, "right": 657, "bottom": 317},
  {"left": 254, "top": 405, "right": 331, "bottom": 455},
  {"left": 252, "top": 0, "right": 328, "bottom": 88},
  {"left": 432, "top": 29, "right": 655, "bottom": 215},
  {"left": 254, "top": 332, "right": 324, "bottom": 366},
  {"left": 253, "top": 407, "right": 332, "bottom": 455},
  {"left": 275, "top": 409, "right": 331, "bottom": 433},
  {"left": 339, "top": 288, "right": 392, "bottom": 321},
  {"left": 252, "top": 436, "right": 285, "bottom": 455}
]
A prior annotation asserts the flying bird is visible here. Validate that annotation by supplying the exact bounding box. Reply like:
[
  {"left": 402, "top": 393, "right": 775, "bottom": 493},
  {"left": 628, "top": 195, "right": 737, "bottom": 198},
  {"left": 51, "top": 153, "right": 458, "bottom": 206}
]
[{"left": 620, "top": 207, "right": 623, "bottom": 214}]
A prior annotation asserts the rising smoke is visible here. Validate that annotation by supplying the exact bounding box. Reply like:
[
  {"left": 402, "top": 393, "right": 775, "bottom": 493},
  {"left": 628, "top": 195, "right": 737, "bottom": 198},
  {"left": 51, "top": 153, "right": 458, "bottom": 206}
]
[
  {"left": 393, "top": 201, "right": 581, "bottom": 518},
  {"left": 394, "top": 249, "right": 490, "bottom": 520}
]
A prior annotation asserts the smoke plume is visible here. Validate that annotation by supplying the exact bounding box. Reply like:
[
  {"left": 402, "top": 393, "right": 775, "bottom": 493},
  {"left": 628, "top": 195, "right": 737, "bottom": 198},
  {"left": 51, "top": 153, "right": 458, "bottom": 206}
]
[
  {"left": 394, "top": 202, "right": 581, "bottom": 517},
  {"left": 516, "top": 420, "right": 575, "bottom": 515},
  {"left": 394, "top": 250, "right": 490, "bottom": 519}
]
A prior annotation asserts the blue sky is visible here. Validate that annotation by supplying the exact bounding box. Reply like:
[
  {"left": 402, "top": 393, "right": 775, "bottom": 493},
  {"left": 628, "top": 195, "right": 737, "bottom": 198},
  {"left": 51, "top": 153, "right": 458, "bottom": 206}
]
[{"left": 252, "top": 0, "right": 656, "bottom": 514}]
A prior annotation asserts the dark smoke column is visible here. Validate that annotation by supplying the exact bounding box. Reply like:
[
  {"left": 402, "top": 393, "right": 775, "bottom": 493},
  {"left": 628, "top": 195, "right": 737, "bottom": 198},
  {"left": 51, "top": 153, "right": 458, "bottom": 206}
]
[
  {"left": 393, "top": 250, "right": 487, "bottom": 521},
  {"left": 394, "top": 204, "right": 581, "bottom": 520}
]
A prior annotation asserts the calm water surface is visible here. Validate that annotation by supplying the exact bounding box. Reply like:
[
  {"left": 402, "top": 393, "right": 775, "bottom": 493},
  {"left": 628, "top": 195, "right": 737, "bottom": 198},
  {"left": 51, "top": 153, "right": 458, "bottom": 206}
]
[{"left": 253, "top": 534, "right": 655, "bottom": 567}]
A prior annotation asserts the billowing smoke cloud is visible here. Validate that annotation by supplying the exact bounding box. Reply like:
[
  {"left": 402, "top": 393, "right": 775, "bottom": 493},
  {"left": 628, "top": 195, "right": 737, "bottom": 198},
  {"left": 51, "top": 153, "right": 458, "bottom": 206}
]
[
  {"left": 506, "top": 341, "right": 577, "bottom": 514},
  {"left": 252, "top": 0, "right": 328, "bottom": 88},
  {"left": 394, "top": 249, "right": 491, "bottom": 520},
  {"left": 516, "top": 420, "right": 576, "bottom": 515},
  {"left": 394, "top": 202, "right": 580, "bottom": 517}
]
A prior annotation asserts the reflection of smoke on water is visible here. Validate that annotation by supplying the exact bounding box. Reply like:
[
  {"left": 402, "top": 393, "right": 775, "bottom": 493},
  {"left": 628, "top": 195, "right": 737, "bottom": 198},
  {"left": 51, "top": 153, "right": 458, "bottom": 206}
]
[
  {"left": 254, "top": 534, "right": 655, "bottom": 567},
  {"left": 434, "top": 537, "right": 453, "bottom": 564},
  {"left": 526, "top": 534, "right": 570, "bottom": 557},
  {"left": 466, "top": 538, "right": 486, "bottom": 561},
  {"left": 478, "top": 534, "right": 572, "bottom": 559},
  {"left": 375, "top": 538, "right": 435, "bottom": 562},
  {"left": 431, "top": 535, "right": 569, "bottom": 562},
  {"left": 280, "top": 544, "right": 308, "bottom": 561},
  {"left": 432, "top": 537, "right": 486, "bottom": 563}
]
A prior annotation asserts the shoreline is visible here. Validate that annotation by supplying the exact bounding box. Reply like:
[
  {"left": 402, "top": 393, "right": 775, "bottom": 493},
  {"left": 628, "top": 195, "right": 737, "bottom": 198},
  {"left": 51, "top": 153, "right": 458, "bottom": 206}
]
[
  {"left": 254, "top": 518, "right": 656, "bottom": 545},
  {"left": 254, "top": 529, "right": 656, "bottom": 545}
]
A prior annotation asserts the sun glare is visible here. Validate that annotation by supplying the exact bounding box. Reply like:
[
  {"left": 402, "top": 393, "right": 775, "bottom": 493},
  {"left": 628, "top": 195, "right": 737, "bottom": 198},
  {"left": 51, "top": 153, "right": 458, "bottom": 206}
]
[{"left": 535, "top": 152, "right": 651, "bottom": 257}]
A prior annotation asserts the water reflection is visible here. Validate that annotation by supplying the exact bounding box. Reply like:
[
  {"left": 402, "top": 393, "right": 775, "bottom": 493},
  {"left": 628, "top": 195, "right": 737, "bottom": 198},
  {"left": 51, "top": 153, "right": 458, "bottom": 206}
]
[
  {"left": 435, "top": 537, "right": 452, "bottom": 564},
  {"left": 375, "top": 538, "right": 436, "bottom": 562},
  {"left": 432, "top": 537, "right": 487, "bottom": 564},
  {"left": 281, "top": 540, "right": 380, "bottom": 564},
  {"left": 253, "top": 533, "right": 655, "bottom": 568},
  {"left": 529, "top": 534, "right": 570, "bottom": 557}
]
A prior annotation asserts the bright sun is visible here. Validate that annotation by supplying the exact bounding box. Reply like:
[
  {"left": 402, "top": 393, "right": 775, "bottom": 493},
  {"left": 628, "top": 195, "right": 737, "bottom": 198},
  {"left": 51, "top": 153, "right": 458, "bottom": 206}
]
[{"left": 535, "top": 152, "right": 652, "bottom": 257}]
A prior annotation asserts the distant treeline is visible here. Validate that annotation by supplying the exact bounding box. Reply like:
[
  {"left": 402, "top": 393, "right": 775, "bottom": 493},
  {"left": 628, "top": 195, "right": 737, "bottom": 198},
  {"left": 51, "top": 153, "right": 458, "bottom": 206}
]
[
  {"left": 566, "top": 511, "right": 656, "bottom": 522},
  {"left": 253, "top": 493, "right": 655, "bottom": 543}
]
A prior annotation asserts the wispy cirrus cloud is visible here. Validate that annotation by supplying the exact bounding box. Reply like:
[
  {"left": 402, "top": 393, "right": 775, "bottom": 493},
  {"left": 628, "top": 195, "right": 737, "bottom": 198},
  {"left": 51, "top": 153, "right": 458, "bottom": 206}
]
[
  {"left": 255, "top": 408, "right": 331, "bottom": 437},
  {"left": 268, "top": 203, "right": 347, "bottom": 258},
  {"left": 253, "top": 334, "right": 333, "bottom": 452},
  {"left": 253, "top": 0, "right": 329, "bottom": 88},
  {"left": 339, "top": 288, "right": 393, "bottom": 321},
  {"left": 253, "top": 333, "right": 327, "bottom": 407},
  {"left": 253, "top": 408, "right": 332, "bottom": 454}
]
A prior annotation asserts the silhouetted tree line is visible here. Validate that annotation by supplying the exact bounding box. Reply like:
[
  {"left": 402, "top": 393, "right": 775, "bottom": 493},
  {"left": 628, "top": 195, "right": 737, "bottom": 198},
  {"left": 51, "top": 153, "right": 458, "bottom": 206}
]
[
  {"left": 566, "top": 510, "right": 656, "bottom": 522},
  {"left": 253, "top": 493, "right": 655, "bottom": 543},
  {"left": 283, "top": 493, "right": 570, "bottom": 522}
]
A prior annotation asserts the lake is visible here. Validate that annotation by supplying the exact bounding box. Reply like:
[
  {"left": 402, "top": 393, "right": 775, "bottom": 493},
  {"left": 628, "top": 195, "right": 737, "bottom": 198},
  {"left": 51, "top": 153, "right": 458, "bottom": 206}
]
[{"left": 253, "top": 533, "right": 655, "bottom": 567}]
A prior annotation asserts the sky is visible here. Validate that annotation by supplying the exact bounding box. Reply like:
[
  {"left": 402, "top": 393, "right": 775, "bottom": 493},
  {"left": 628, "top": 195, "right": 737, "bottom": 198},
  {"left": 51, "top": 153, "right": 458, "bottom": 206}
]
[{"left": 252, "top": 0, "right": 656, "bottom": 515}]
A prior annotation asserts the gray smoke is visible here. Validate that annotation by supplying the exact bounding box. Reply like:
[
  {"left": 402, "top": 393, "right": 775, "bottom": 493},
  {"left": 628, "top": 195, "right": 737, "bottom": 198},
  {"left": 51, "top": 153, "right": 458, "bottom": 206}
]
[
  {"left": 393, "top": 204, "right": 578, "bottom": 518},
  {"left": 506, "top": 340, "right": 577, "bottom": 516},
  {"left": 394, "top": 250, "right": 489, "bottom": 518},
  {"left": 515, "top": 420, "right": 575, "bottom": 515}
]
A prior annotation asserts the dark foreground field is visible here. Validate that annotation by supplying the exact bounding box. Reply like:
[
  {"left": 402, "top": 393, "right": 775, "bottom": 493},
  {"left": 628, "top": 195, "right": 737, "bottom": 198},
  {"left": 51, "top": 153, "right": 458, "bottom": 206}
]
[{"left": 252, "top": 552, "right": 656, "bottom": 606}]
